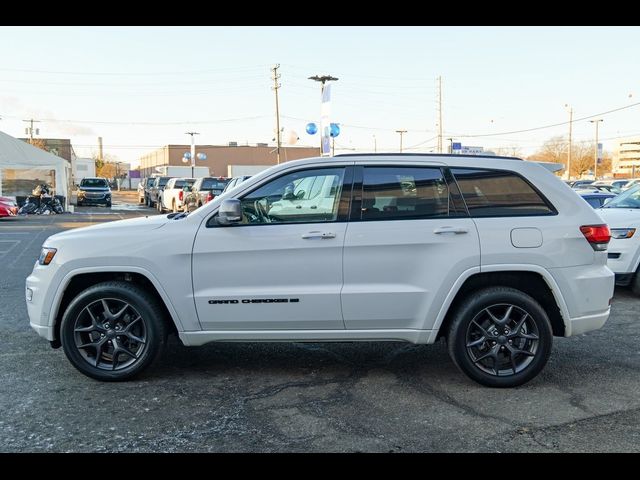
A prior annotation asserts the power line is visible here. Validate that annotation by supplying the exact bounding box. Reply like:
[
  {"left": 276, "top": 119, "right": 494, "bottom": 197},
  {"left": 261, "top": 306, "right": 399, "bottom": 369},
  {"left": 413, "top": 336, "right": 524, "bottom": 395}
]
[
  {"left": 452, "top": 101, "right": 640, "bottom": 138},
  {"left": 1, "top": 114, "right": 269, "bottom": 126},
  {"left": 0, "top": 64, "right": 270, "bottom": 76}
]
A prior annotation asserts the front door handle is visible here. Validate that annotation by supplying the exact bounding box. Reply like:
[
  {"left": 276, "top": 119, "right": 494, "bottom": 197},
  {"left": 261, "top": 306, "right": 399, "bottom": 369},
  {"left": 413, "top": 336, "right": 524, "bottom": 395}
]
[
  {"left": 434, "top": 226, "right": 469, "bottom": 235},
  {"left": 302, "top": 231, "right": 336, "bottom": 239}
]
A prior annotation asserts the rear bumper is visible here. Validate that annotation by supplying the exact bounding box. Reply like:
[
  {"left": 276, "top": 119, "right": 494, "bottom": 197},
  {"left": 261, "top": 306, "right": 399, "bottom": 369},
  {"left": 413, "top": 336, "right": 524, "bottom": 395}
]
[{"left": 568, "top": 308, "right": 610, "bottom": 336}]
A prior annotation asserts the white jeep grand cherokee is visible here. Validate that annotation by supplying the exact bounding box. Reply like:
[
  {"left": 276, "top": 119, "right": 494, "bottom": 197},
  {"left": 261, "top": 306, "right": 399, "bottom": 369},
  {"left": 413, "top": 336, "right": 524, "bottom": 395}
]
[{"left": 26, "top": 154, "right": 615, "bottom": 387}]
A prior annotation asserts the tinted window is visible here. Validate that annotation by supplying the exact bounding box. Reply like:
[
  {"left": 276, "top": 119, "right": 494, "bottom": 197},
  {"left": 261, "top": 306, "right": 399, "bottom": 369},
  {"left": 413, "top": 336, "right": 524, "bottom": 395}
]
[
  {"left": 584, "top": 197, "right": 602, "bottom": 208},
  {"left": 239, "top": 168, "right": 345, "bottom": 224},
  {"left": 202, "top": 178, "right": 229, "bottom": 190},
  {"left": 173, "top": 179, "right": 195, "bottom": 189},
  {"left": 80, "top": 178, "right": 108, "bottom": 188},
  {"left": 361, "top": 167, "right": 450, "bottom": 220},
  {"left": 146, "top": 178, "right": 155, "bottom": 187},
  {"left": 157, "top": 177, "right": 170, "bottom": 187},
  {"left": 451, "top": 168, "right": 554, "bottom": 217}
]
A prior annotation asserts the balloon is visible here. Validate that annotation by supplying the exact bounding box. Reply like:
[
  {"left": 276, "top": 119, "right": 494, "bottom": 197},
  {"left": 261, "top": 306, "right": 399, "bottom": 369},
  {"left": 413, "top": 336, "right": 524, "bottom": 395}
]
[
  {"left": 181, "top": 157, "right": 189, "bottom": 163},
  {"left": 197, "top": 152, "right": 207, "bottom": 161},
  {"left": 183, "top": 152, "right": 191, "bottom": 160},
  {"left": 329, "top": 123, "right": 340, "bottom": 137},
  {"left": 306, "top": 122, "right": 318, "bottom": 135}
]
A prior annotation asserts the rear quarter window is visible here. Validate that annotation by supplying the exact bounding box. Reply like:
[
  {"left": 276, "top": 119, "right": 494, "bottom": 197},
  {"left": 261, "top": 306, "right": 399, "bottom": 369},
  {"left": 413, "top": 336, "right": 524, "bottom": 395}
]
[{"left": 451, "top": 168, "right": 556, "bottom": 217}]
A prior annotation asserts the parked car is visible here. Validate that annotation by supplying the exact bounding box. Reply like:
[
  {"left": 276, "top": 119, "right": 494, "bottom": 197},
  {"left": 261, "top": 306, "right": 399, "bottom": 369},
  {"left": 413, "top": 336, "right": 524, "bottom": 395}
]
[
  {"left": 27, "top": 154, "right": 614, "bottom": 387},
  {"left": 598, "top": 185, "right": 640, "bottom": 294},
  {"left": 578, "top": 191, "right": 616, "bottom": 208},
  {"left": 571, "top": 180, "right": 595, "bottom": 188},
  {"left": 574, "top": 184, "right": 621, "bottom": 194},
  {"left": 593, "top": 179, "right": 629, "bottom": 190},
  {"left": 183, "top": 176, "right": 231, "bottom": 212},
  {"left": 76, "top": 177, "right": 111, "bottom": 207},
  {"left": 158, "top": 177, "right": 196, "bottom": 213},
  {"left": 222, "top": 175, "right": 252, "bottom": 193},
  {"left": 147, "top": 176, "right": 172, "bottom": 208},
  {"left": 0, "top": 196, "right": 18, "bottom": 218},
  {"left": 140, "top": 176, "right": 157, "bottom": 206},
  {"left": 622, "top": 179, "right": 640, "bottom": 190}
]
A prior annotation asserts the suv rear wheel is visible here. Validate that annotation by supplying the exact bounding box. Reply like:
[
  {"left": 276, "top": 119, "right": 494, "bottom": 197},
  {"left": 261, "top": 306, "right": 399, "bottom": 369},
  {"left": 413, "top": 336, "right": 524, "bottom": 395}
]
[
  {"left": 60, "top": 281, "right": 167, "bottom": 381},
  {"left": 447, "top": 287, "right": 552, "bottom": 388}
]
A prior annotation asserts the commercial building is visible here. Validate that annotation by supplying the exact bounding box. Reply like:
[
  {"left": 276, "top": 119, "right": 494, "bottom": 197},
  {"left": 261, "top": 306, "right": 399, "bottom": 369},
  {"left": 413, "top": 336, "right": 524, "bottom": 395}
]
[
  {"left": 138, "top": 143, "right": 319, "bottom": 178},
  {"left": 612, "top": 136, "right": 640, "bottom": 178}
]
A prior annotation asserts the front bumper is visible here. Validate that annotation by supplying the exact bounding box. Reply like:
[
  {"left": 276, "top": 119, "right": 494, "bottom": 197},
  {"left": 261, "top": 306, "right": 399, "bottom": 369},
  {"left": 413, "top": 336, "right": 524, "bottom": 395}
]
[
  {"left": 26, "top": 262, "right": 58, "bottom": 341},
  {"left": 77, "top": 192, "right": 111, "bottom": 204}
]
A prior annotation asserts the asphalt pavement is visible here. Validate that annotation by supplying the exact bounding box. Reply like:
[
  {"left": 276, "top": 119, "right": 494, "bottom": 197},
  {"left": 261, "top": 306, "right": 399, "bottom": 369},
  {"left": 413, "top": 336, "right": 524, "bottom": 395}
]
[{"left": 1, "top": 195, "right": 639, "bottom": 452}]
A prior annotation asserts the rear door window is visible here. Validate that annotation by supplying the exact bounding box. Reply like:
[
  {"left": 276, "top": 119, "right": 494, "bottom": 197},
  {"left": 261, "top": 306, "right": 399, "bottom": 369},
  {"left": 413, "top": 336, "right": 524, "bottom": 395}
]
[{"left": 451, "top": 168, "right": 555, "bottom": 217}]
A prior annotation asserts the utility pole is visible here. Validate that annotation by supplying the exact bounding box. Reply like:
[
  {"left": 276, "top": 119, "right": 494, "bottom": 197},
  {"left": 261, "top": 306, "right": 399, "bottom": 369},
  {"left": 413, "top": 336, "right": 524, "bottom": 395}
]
[
  {"left": 185, "top": 132, "right": 200, "bottom": 178},
  {"left": 589, "top": 119, "right": 603, "bottom": 180},
  {"left": 271, "top": 64, "right": 282, "bottom": 164},
  {"left": 373, "top": 135, "right": 377, "bottom": 153},
  {"left": 437, "top": 76, "right": 443, "bottom": 153},
  {"left": 396, "top": 130, "right": 407, "bottom": 153},
  {"left": 447, "top": 137, "right": 454, "bottom": 154},
  {"left": 565, "top": 105, "right": 573, "bottom": 179},
  {"left": 98, "top": 136, "right": 104, "bottom": 163},
  {"left": 22, "top": 119, "right": 41, "bottom": 143}
]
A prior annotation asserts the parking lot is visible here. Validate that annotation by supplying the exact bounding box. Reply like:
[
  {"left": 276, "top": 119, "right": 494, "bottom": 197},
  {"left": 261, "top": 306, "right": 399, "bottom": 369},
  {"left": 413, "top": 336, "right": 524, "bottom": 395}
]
[{"left": 1, "top": 196, "right": 639, "bottom": 452}]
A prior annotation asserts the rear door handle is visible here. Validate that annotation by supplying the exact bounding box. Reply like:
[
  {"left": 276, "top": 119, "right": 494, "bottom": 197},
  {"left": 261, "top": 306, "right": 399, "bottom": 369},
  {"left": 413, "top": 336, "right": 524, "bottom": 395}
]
[
  {"left": 302, "top": 231, "right": 336, "bottom": 239},
  {"left": 434, "top": 226, "right": 469, "bottom": 235}
]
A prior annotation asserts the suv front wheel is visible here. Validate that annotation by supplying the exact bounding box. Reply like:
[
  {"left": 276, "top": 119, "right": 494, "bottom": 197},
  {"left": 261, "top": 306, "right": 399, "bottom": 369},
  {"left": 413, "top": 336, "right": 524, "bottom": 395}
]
[
  {"left": 60, "top": 281, "right": 167, "bottom": 381},
  {"left": 447, "top": 287, "right": 552, "bottom": 388}
]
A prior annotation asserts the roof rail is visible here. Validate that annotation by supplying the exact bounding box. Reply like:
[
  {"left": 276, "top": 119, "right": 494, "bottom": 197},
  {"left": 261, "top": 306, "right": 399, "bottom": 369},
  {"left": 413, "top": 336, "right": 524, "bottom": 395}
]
[{"left": 334, "top": 152, "right": 523, "bottom": 161}]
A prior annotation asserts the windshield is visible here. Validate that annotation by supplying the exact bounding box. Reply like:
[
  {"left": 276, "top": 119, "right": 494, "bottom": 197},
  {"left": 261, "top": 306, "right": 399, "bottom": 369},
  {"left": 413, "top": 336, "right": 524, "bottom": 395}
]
[
  {"left": 80, "top": 178, "right": 108, "bottom": 188},
  {"left": 602, "top": 185, "right": 640, "bottom": 209}
]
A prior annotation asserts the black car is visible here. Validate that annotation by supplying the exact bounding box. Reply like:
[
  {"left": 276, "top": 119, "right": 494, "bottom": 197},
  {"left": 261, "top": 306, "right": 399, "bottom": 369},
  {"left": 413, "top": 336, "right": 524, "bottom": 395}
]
[
  {"left": 183, "top": 176, "right": 231, "bottom": 212},
  {"left": 77, "top": 177, "right": 112, "bottom": 207}
]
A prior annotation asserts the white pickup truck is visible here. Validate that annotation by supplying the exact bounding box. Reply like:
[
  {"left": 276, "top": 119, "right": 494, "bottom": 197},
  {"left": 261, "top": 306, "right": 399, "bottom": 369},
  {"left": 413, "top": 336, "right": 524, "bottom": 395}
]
[{"left": 158, "top": 177, "right": 195, "bottom": 213}]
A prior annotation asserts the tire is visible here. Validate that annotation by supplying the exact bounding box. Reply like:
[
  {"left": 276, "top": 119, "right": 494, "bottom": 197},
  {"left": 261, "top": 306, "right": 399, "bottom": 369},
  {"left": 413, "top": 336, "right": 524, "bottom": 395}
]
[
  {"left": 60, "top": 281, "right": 168, "bottom": 381},
  {"left": 157, "top": 198, "right": 163, "bottom": 212},
  {"left": 631, "top": 268, "right": 640, "bottom": 296},
  {"left": 106, "top": 201, "right": 112, "bottom": 208},
  {"left": 77, "top": 201, "right": 83, "bottom": 207},
  {"left": 446, "top": 286, "right": 553, "bottom": 388}
]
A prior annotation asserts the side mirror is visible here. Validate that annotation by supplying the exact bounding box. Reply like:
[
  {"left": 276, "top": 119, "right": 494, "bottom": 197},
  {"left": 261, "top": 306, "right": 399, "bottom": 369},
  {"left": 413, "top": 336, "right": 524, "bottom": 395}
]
[
  {"left": 216, "top": 199, "right": 242, "bottom": 225},
  {"left": 603, "top": 197, "right": 612, "bottom": 206}
]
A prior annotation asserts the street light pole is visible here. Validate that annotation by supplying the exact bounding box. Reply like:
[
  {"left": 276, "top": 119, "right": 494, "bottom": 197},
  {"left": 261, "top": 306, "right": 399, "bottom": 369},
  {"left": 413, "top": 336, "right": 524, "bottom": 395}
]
[
  {"left": 185, "top": 132, "right": 199, "bottom": 178},
  {"left": 589, "top": 119, "right": 603, "bottom": 179},
  {"left": 373, "top": 135, "right": 377, "bottom": 153},
  {"left": 309, "top": 74, "right": 338, "bottom": 155},
  {"left": 564, "top": 104, "right": 573, "bottom": 180},
  {"left": 447, "top": 137, "right": 454, "bottom": 154},
  {"left": 395, "top": 130, "right": 407, "bottom": 153}
]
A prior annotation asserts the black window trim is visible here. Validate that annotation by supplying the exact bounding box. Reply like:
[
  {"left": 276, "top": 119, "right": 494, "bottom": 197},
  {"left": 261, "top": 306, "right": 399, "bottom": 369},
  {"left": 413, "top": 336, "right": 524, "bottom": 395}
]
[
  {"left": 206, "top": 165, "right": 354, "bottom": 228},
  {"left": 449, "top": 166, "right": 558, "bottom": 218},
  {"left": 350, "top": 164, "right": 464, "bottom": 222}
]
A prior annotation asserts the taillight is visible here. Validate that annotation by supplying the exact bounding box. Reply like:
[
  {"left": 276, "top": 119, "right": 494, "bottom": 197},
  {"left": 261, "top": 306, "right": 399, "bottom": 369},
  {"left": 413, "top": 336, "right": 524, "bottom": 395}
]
[
  {"left": 206, "top": 192, "right": 213, "bottom": 202},
  {"left": 580, "top": 224, "right": 611, "bottom": 251},
  {"left": 179, "top": 191, "right": 183, "bottom": 201}
]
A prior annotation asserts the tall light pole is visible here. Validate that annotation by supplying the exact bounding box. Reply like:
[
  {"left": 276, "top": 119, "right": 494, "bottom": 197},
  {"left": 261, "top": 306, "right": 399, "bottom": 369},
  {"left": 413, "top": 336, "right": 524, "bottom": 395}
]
[
  {"left": 589, "top": 119, "right": 603, "bottom": 179},
  {"left": 565, "top": 104, "right": 573, "bottom": 180},
  {"left": 309, "top": 74, "right": 338, "bottom": 155},
  {"left": 447, "top": 137, "right": 454, "bottom": 154},
  {"left": 396, "top": 130, "right": 407, "bottom": 152},
  {"left": 373, "top": 135, "right": 377, "bottom": 153},
  {"left": 185, "top": 132, "right": 199, "bottom": 178}
]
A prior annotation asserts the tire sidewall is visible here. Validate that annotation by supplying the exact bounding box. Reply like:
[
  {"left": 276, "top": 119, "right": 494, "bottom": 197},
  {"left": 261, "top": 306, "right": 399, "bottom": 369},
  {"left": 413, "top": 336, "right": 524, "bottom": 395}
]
[
  {"left": 60, "top": 283, "right": 165, "bottom": 381},
  {"left": 448, "top": 287, "right": 553, "bottom": 388}
]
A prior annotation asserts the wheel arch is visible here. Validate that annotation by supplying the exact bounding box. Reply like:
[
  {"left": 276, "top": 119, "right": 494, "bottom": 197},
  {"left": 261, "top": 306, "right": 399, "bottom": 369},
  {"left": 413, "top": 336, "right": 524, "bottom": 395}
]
[
  {"left": 433, "top": 265, "right": 570, "bottom": 341},
  {"left": 50, "top": 268, "right": 184, "bottom": 346}
]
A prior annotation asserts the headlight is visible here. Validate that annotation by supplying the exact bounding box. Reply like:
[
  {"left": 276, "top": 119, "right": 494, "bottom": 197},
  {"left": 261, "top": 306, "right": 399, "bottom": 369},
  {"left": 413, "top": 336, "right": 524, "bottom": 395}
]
[
  {"left": 38, "top": 247, "right": 57, "bottom": 265},
  {"left": 610, "top": 228, "right": 636, "bottom": 239}
]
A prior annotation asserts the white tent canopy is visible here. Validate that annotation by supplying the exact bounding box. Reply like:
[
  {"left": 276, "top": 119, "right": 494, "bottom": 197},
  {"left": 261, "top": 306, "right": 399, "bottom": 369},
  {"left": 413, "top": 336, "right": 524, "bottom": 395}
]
[{"left": 0, "top": 130, "right": 71, "bottom": 203}]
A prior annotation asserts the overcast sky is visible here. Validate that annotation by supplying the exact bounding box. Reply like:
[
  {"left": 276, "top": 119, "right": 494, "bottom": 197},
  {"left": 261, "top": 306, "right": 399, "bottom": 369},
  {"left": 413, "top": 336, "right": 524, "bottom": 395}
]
[{"left": 1, "top": 26, "right": 639, "bottom": 166}]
